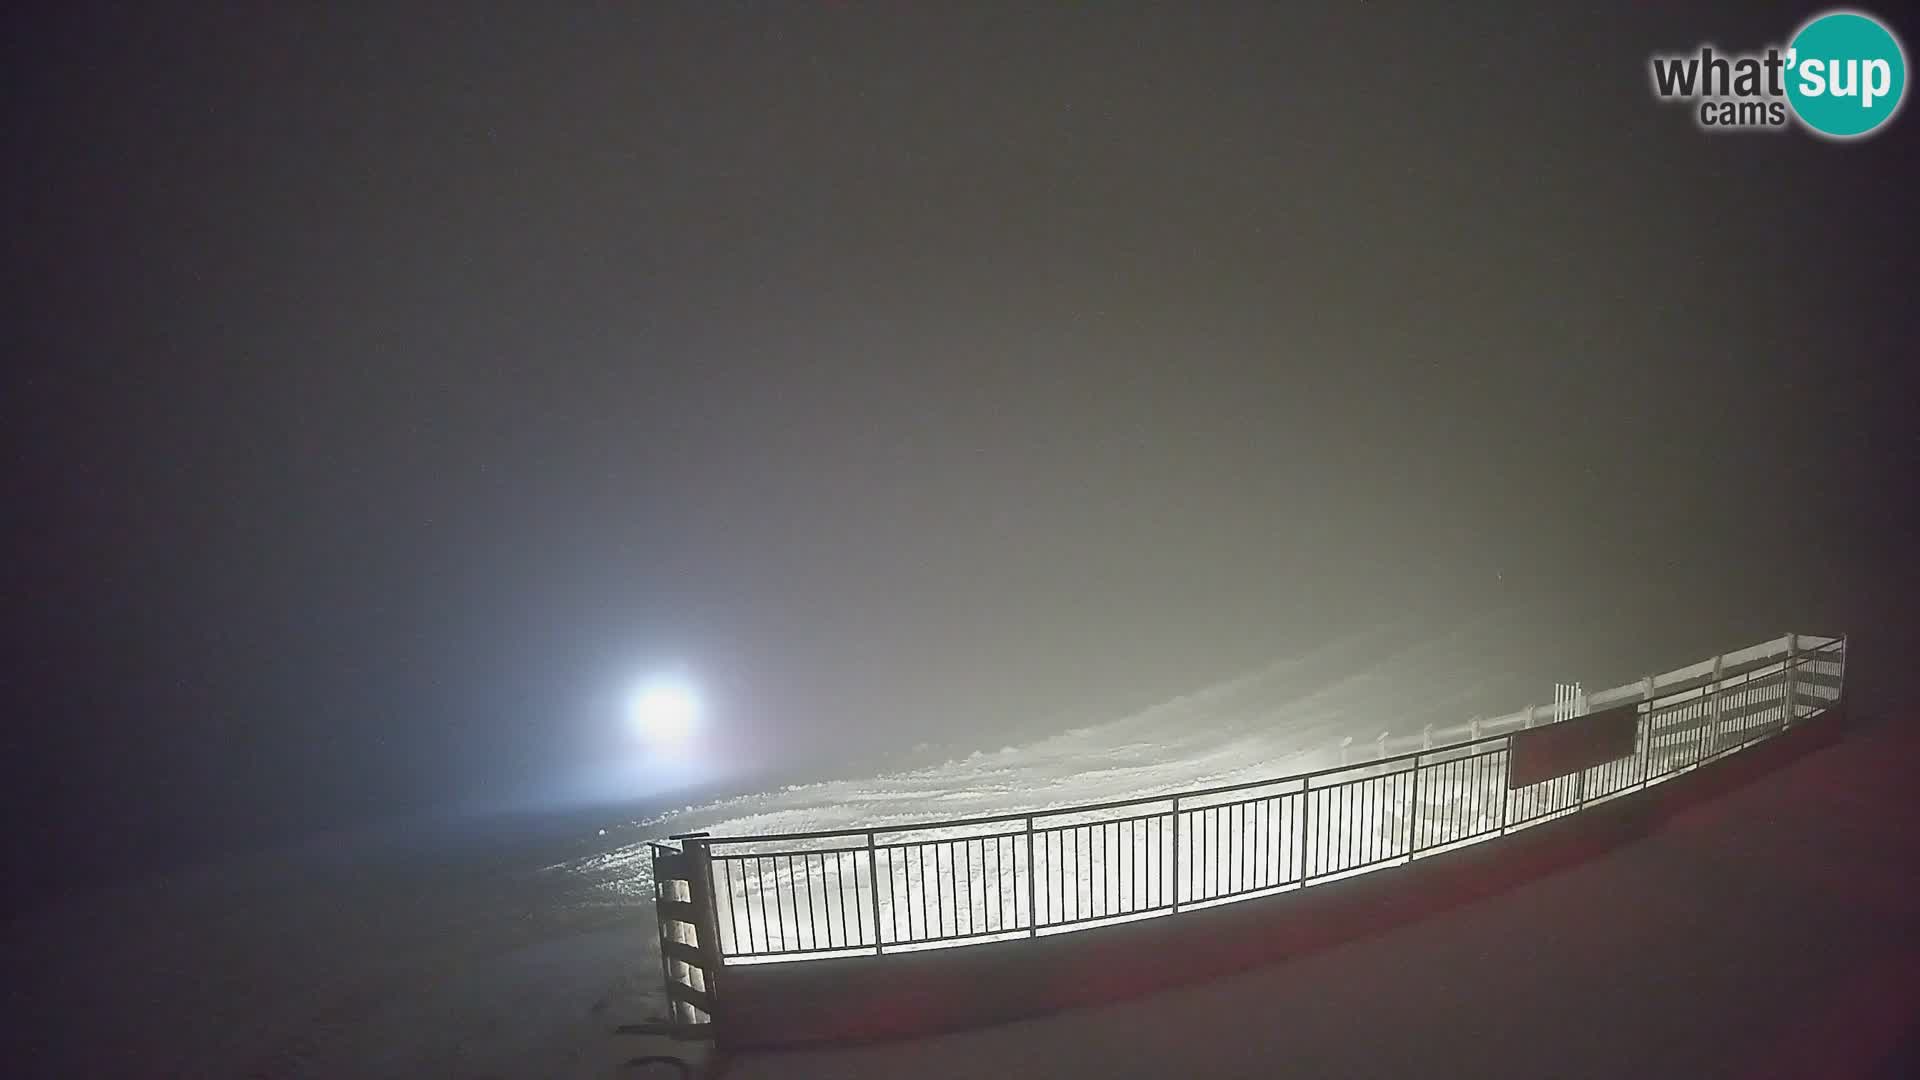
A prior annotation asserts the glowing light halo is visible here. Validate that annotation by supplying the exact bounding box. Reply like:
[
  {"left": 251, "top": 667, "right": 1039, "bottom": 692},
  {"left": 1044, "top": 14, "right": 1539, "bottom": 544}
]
[{"left": 628, "top": 678, "right": 701, "bottom": 752}]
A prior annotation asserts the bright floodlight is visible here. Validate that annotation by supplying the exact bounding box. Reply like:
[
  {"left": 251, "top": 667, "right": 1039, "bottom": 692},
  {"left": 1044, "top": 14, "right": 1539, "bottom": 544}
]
[{"left": 629, "top": 680, "right": 700, "bottom": 750}]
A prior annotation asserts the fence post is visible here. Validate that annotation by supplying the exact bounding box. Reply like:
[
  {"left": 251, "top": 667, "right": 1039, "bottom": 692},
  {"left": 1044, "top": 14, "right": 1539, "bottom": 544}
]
[
  {"left": 1783, "top": 633, "right": 1798, "bottom": 727},
  {"left": 1709, "top": 652, "right": 1725, "bottom": 752},
  {"left": 1406, "top": 754, "right": 1421, "bottom": 860},
  {"left": 1295, "top": 780, "right": 1309, "bottom": 882},
  {"left": 1498, "top": 737, "right": 1512, "bottom": 835},
  {"left": 1640, "top": 675, "right": 1657, "bottom": 780},
  {"left": 1838, "top": 634, "right": 1849, "bottom": 713},
  {"left": 649, "top": 844, "right": 682, "bottom": 1025},
  {"left": 866, "top": 832, "right": 883, "bottom": 954},
  {"left": 1170, "top": 797, "right": 1182, "bottom": 912},
  {"left": 676, "top": 833, "right": 723, "bottom": 1024},
  {"left": 1835, "top": 630, "right": 1850, "bottom": 714},
  {"left": 1024, "top": 818, "right": 1037, "bottom": 935}
]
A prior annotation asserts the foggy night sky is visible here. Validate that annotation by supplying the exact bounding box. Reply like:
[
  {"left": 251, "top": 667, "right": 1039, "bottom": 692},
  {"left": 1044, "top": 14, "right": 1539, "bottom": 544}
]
[{"left": 3, "top": 2, "right": 1915, "bottom": 913}]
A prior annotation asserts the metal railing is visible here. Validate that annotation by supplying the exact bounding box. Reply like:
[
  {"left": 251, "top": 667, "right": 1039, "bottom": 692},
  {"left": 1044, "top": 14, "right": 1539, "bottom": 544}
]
[{"left": 666, "top": 633, "right": 1844, "bottom": 969}]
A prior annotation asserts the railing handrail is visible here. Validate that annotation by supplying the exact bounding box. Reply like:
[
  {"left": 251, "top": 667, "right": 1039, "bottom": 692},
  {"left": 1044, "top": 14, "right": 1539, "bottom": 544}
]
[
  {"left": 695, "top": 634, "right": 1841, "bottom": 847},
  {"left": 663, "top": 631, "right": 1845, "bottom": 986}
]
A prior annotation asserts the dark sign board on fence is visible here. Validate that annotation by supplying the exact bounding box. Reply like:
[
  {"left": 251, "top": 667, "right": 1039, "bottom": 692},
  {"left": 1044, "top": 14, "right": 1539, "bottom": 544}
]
[{"left": 1508, "top": 703, "right": 1639, "bottom": 789}]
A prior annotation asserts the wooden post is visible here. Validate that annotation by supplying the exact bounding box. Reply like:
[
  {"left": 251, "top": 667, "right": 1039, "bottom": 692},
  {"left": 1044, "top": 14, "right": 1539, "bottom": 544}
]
[
  {"left": 656, "top": 831, "right": 723, "bottom": 1029},
  {"left": 648, "top": 844, "right": 682, "bottom": 1025},
  {"left": 682, "top": 835, "right": 723, "bottom": 1021}
]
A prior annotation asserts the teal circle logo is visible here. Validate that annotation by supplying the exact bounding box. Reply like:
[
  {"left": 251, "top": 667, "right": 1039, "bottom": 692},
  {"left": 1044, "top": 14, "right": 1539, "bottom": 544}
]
[{"left": 1786, "top": 10, "right": 1907, "bottom": 138}]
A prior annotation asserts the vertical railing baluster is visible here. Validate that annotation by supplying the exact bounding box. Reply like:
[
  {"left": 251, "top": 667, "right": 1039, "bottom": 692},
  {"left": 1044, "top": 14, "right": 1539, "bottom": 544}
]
[
  {"left": 918, "top": 845, "right": 930, "bottom": 941},
  {"left": 836, "top": 852, "right": 850, "bottom": 948},
  {"left": 1296, "top": 782, "right": 1308, "bottom": 882},
  {"left": 1097, "top": 821, "right": 1107, "bottom": 917},
  {"left": 770, "top": 853, "right": 786, "bottom": 950},
  {"left": 865, "top": 832, "right": 882, "bottom": 955},
  {"left": 1642, "top": 675, "right": 1658, "bottom": 781},
  {"left": 1159, "top": 791, "right": 1175, "bottom": 907},
  {"left": 1407, "top": 755, "right": 1420, "bottom": 860},
  {"left": 654, "top": 634, "right": 1833, "bottom": 1022},
  {"left": 1024, "top": 817, "right": 1036, "bottom": 935},
  {"left": 1774, "top": 634, "right": 1789, "bottom": 726},
  {"left": 1498, "top": 740, "right": 1512, "bottom": 835},
  {"left": 1837, "top": 634, "right": 1848, "bottom": 711}
]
